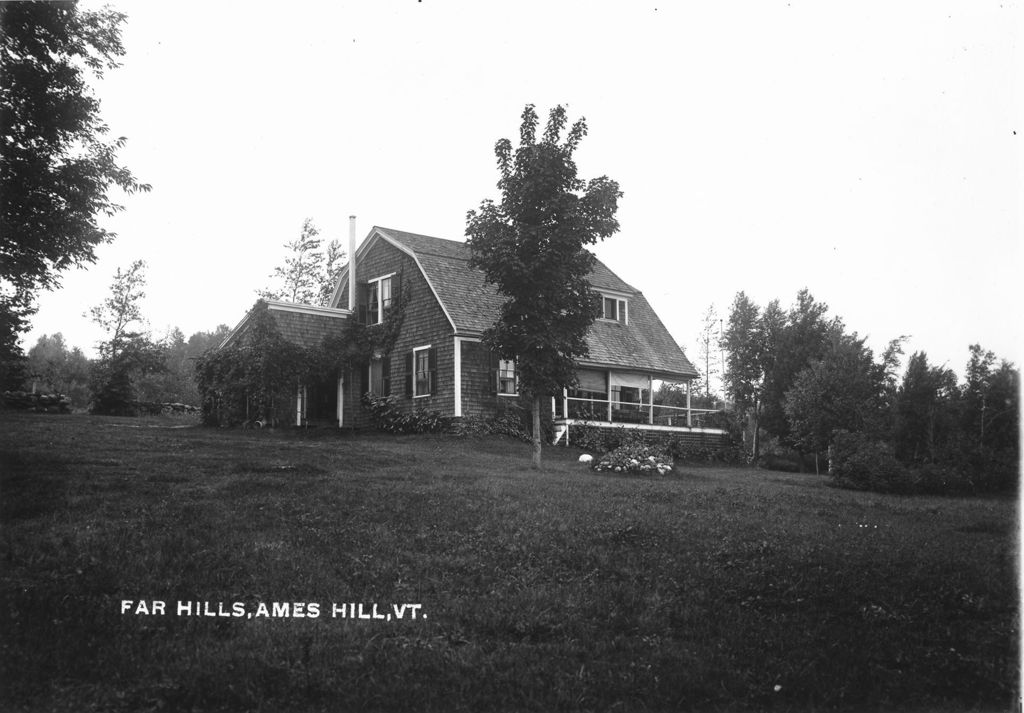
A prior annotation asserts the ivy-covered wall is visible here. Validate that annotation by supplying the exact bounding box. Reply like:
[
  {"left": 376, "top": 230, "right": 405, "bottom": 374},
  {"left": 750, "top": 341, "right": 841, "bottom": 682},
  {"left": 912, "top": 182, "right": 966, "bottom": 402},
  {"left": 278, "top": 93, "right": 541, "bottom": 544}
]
[
  {"left": 338, "top": 237, "right": 456, "bottom": 428},
  {"left": 200, "top": 236, "right": 544, "bottom": 429}
]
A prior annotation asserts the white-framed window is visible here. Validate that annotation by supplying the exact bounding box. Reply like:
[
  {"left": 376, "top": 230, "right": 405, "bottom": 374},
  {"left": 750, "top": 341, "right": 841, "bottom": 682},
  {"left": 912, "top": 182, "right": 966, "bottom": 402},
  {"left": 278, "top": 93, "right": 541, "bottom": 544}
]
[
  {"left": 366, "top": 274, "right": 394, "bottom": 325},
  {"left": 497, "top": 359, "right": 517, "bottom": 395},
  {"left": 413, "top": 345, "right": 432, "bottom": 397},
  {"left": 601, "top": 295, "right": 628, "bottom": 324}
]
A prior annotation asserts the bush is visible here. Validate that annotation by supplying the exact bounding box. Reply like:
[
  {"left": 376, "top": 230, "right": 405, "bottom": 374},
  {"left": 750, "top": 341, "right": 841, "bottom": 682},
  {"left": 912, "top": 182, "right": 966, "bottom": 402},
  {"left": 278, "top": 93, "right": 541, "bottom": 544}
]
[
  {"left": 950, "top": 446, "right": 1018, "bottom": 494},
  {"left": 569, "top": 423, "right": 742, "bottom": 465},
  {"left": 830, "top": 431, "right": 913, "bottom": 493},
  {"left": 592, "top": 440, "right": 674, "bottom": 475},
  {"left": 452, "top": 411, "right": 531, "bottom": 442},
  {"left": 830, "top": 430, "right": 1017, "bottom": 496},
  {"left": 757, "top": 453, "right": 802, "bottom": 473},
  {"left": 665, "top": 438, "right": 745, "bottom": 464},
  {"left": 913, "top": 462, "right": 971, "bottom": 495},
  {"left": 570, "top": 423, "right": 634, "bottom": 453},
  {"left": 361, "top": 394, "right": 451, "bottom": 434}
]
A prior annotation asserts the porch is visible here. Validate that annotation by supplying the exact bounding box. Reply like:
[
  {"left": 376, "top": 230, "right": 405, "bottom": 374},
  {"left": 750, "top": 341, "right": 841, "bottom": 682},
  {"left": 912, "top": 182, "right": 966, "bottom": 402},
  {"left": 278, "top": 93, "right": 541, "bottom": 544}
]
[{"left": 550, "top": 369, "right": 728, "bottom": 446}]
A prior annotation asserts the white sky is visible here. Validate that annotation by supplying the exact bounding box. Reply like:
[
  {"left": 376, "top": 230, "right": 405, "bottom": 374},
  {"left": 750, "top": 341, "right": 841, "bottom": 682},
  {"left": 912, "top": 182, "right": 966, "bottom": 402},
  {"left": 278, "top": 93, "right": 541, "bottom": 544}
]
[{"left": 22, "top": 1, "right": 1022, "bottom": 384}]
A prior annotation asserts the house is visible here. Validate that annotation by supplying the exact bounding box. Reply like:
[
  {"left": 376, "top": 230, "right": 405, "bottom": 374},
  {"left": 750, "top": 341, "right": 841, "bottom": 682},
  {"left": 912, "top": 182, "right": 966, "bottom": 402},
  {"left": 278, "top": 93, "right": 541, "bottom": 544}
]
[{"left": 221, "top": 225, "right": 726, "bottom": 444}]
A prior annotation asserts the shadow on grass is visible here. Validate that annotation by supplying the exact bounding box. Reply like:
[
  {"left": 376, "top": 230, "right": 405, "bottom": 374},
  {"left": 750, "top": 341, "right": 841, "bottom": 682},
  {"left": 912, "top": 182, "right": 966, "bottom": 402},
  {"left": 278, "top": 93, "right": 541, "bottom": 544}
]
[{"left": 0, "top": 450, "right": 70, "bottom": 521}]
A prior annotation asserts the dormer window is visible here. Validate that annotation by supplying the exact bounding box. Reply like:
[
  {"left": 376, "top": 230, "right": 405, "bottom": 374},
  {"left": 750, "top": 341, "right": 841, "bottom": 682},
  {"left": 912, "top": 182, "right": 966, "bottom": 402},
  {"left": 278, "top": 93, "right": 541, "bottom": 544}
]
[{"left": 601, "top": 295, "right": 628, "bottom": 324}]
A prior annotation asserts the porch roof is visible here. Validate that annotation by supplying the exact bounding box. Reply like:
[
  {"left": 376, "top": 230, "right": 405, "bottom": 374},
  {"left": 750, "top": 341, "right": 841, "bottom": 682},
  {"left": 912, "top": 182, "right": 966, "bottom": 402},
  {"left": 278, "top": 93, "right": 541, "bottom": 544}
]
[{"left": 221, "top": 300, "right": 350, "bottom": 351}]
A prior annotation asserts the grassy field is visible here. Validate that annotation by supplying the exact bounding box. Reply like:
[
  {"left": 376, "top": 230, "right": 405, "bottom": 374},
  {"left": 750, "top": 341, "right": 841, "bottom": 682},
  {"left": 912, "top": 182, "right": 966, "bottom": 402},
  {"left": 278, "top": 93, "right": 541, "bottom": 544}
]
[{"left": 0, "top": 411, "right": 1017, "bottom": 712}]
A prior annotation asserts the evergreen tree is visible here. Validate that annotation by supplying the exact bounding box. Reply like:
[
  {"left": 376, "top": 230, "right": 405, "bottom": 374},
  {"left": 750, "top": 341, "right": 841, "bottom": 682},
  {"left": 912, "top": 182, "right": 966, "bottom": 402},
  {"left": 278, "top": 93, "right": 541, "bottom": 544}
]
[
  {"left": 894, "top": 351, "right": 959, "bottom": 462},
  {"left": 722, "top": 292, "right": 766, "bottom": 459}
]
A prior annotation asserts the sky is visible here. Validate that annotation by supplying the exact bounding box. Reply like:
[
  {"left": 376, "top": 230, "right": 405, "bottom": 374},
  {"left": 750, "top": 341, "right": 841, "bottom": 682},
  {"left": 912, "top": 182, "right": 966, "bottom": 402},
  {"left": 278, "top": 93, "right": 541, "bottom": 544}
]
[{"left": 22, "top": 1, "right": 1022, "bottom": 386}]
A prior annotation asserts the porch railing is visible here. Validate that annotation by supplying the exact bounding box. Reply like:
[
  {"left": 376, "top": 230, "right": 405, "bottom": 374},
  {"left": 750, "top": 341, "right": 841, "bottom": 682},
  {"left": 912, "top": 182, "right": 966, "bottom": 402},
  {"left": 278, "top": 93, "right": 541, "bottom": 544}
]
[{"left": 553, "top": 396, "right": 721, "bottom": 428}]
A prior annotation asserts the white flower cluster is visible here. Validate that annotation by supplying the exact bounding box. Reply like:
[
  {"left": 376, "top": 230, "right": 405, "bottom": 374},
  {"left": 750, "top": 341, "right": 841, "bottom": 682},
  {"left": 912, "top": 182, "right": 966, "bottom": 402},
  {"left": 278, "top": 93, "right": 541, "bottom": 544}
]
[{"left": 590, "top": 444, "right": 673, "bottom": 475}]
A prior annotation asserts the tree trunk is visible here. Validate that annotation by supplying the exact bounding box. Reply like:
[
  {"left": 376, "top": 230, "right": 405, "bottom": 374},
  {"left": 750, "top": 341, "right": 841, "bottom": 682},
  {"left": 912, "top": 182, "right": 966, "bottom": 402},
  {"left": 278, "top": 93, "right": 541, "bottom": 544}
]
[
  {"left": 752, "top": 400, "right": 761, "bottom": 461},
  {"left": 532, "top": 394, "right": 543, "bottom": 470}
]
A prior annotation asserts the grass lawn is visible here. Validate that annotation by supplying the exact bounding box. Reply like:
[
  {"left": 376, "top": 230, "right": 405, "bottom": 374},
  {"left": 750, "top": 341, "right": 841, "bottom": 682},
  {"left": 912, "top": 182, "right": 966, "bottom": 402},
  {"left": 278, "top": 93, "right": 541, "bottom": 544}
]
[{"left": 0, "top": 411, "right": 1017, "bottom": 712}]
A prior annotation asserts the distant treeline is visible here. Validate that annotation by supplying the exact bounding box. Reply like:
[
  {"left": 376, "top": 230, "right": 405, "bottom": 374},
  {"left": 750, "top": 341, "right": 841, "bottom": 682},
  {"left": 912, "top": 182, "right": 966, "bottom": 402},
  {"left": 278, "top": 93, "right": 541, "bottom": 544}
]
[
  {"left": 11, "top": 327, "right": 229, "bottom": 414},
  {"left": 718, "top": 289, "right": 1018, "bottom": 494}
]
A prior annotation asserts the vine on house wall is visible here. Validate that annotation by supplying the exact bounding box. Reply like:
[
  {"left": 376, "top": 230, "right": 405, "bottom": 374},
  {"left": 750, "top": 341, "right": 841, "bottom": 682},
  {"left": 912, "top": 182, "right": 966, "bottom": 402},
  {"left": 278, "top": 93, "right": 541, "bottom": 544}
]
[
  {"left": 310, "top": 282, "right": 409, "bottom": 377},
  {"left": 195, "top": 286, "right": 409, "bottom": 427}
]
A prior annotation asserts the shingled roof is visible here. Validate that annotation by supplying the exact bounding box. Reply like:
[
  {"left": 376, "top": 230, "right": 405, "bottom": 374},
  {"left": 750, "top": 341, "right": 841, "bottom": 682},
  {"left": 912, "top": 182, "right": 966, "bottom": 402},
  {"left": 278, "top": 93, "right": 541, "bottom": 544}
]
[
  {"left": 367, "top": 227, "right": 698, "bottom": 380},
  {"left": 221, "top": 301, "right": 350, "bottom": 351}
]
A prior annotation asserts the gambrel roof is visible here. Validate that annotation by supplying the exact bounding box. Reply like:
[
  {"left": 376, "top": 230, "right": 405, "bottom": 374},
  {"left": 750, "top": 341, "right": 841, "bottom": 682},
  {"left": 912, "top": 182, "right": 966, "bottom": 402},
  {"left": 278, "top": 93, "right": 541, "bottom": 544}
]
[{"left": 333, "top": 227, "right": 698, "bottom": 380}]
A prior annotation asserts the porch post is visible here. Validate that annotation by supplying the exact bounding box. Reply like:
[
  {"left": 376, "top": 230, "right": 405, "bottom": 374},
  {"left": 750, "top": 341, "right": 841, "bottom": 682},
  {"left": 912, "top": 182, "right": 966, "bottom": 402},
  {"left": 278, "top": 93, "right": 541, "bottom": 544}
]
[
  {"left": 606, "top": 370, "right": 613, "bottom": 423},
  {"left": 562, "top": 387, "right": 568, "bottom": 420},
  {"left": 453, "top": 336, "right": 462, "bottom": 418},
  {"left": 648, "top": 375, "right": 654, "bottom": 425},
  {"left": 296, "top": 383, "right": 304, "bottom": 426},
  {"left": 342, "top": 376, "right": 350, "bottom": 426},
  {"left": 686, "top": 379, "right": 692, "bottom": 427}
]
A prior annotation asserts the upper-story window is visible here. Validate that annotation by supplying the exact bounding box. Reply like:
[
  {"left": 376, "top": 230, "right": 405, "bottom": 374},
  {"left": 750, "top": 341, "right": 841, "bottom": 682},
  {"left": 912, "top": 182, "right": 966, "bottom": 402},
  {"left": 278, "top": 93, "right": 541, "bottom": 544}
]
[
  {"left": 601, "top": 295, "right": 628, "bottom": 324},
  {"left": 363, "top": 274, "right": 394, "bottom": 325}
]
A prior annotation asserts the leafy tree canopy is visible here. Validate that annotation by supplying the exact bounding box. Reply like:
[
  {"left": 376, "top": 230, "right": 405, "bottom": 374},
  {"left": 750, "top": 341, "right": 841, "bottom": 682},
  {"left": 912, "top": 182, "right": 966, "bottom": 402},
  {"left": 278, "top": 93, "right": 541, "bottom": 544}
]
[
  {"left": 466, "top": 104, "right": 621, "bottom": 468},
  {"left": 86, "top": 260, "right": 164, "bottom": 413},
  {"left": 1, "top": 1, "right": 148, "bottom": 386},
  {"left": 88, "top": 259, "right": 148, "bottom": 360},
  {"left": 894, "top": 351, "right": 960, "bottom": 462},
  {"left": 722, "top": 291, "right": 764, "bottom": 410},
  {"left": 759, "top": 289, "right": 833, "bottom": 442},
  {"left": 1, "top": 1, "right": 150, "bottom": 295},
  {"left": 258, "top": 218, "right": 345, "bottom": 306},
  {"left": 784, "top": 328, "right": 900, "bottom": 465}
]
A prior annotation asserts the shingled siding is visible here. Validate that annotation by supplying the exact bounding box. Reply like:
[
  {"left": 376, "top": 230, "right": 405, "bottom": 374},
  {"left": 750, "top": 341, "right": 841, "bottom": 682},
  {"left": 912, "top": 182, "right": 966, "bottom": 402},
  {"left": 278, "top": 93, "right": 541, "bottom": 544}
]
[
  {"left": 339, "top": 238, "right": 456, "bottom": 428},
  {"left": 458, "top": 339, "right": 530, "bottom": 419}
]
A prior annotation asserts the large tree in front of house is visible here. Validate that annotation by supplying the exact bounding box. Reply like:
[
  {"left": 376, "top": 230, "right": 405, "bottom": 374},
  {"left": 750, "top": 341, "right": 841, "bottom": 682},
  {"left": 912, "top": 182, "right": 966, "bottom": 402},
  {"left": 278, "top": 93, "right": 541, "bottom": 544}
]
[{"left": 466, "top": 104, "right": 621, "bottom": 469}]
